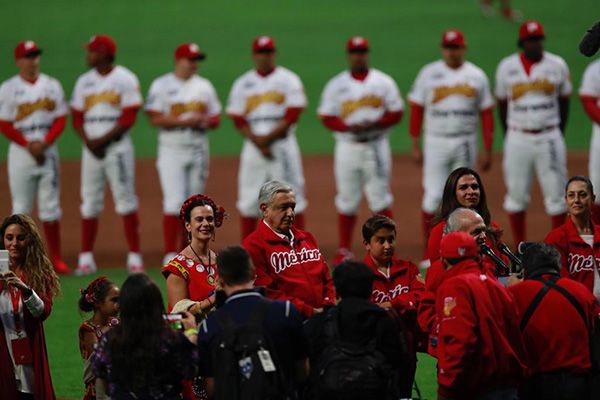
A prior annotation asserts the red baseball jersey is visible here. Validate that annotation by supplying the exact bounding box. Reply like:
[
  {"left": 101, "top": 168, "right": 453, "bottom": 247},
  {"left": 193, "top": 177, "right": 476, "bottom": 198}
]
[
  {"left": 243, "top": 221, "right": 335, "bottom": 318},
  {"left": 162, "top": 252, "right": 218, "bottom": 309}
]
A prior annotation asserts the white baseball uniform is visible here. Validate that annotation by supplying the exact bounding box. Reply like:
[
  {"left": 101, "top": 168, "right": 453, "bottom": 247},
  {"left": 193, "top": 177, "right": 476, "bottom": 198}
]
[
  {"left": 146, "top": 73, "right": 222, "bottom": 214},
  {"left": 495, "top": 51, "right": 571, "bottom": 215},
  {"left": 0, "top": 74, "right": 67, "bottom": 221},
  {"left": 579, "top": 58, "right": 600, "bottom": 206},
  {"left": 71, "top": 65, "right": 142, "bottom": 218},
  {"left": 408, "top": 60, "right": 495, "bottom": 213},
  {"left": 227, "top": 66, "right": 307, "bottom": 217},
  {"left": 318, "top": 68, "right": 403, "bottom": 214}
]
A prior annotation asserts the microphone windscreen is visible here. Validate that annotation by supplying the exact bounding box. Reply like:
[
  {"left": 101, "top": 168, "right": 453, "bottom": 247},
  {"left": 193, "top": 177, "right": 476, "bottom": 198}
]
[{"left": 579, "top": 21, "right": 600, "bottom": 57}]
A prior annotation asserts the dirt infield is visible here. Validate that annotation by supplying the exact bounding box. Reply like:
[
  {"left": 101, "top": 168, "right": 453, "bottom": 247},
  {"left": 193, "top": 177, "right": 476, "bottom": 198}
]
[{"left": 0, "top": 152, "right": 590, "bottom": 269}]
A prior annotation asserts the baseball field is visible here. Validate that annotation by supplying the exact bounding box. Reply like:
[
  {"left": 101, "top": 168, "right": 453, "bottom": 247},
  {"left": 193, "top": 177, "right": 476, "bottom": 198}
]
[{"left": 0, "top": 0, "right": 598, "bottom": 398}]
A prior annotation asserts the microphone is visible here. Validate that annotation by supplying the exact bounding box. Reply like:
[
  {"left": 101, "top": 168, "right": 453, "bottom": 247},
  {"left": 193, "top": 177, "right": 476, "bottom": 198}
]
[
  {"left": 580, "top": 21, "right": 600, "bottom": 57},
  {"left": 479, "top": 242, "right": 509, "bottom": 276},
  {"left": 496, "top": 242, "right": 522, "bottom": 271}
]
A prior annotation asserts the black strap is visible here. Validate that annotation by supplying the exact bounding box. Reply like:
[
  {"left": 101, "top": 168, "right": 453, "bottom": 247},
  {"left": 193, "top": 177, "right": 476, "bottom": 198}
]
[
  {"left": 543, "top": 279, "right": 588, "bottom": 326},
  {"left": 520, "top": 282, "right": 553, "bottom": 331}
]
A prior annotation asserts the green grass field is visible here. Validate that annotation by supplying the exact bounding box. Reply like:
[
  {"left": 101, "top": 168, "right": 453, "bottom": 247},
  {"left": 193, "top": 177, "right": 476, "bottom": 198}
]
[{"left": 0, "top": 0, "right": 597, "bottom": 160}]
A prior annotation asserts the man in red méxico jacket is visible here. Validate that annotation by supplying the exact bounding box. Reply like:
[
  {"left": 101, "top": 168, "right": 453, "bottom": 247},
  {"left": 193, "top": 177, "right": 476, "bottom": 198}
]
[
  {"left": 435, "top": 231, "right": 527, "bottom": 400},
  {"left": 509, "top": 242, "right": 597, "bottom": 399},
  {"left": 243, "top": 180, "right": 335, "bottom": 318}
]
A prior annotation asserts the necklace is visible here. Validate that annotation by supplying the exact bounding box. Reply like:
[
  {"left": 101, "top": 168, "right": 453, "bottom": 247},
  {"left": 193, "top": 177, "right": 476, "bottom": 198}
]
[{"left": 188, "top": 245, "right": 217, "bottom": 286}]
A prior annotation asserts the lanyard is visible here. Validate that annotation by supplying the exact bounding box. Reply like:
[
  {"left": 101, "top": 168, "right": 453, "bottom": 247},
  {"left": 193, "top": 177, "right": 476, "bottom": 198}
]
[{"left": 9, "top": 287, "right": 23, "bottom": 334}]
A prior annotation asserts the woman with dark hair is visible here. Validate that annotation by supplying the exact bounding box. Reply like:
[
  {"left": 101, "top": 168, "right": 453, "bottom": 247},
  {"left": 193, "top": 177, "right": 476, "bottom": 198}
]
[
  {"left": 163, "top": 194, "right": 226, "bottom": 317},
  {"left": 0, "top": 214, "right": 61, "bottom": 400},
  {"left": 545, "top": 175, "right": 600, "bottom": 298},
  {"left": 427, "top": 167, "right": 503, "bottom": 263},
  {"left": 92, "top": 274, "right": 198, "bottom": 399}
]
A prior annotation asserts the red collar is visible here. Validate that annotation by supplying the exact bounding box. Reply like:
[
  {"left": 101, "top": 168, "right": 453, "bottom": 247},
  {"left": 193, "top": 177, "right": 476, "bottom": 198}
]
[
  {"left": 257, "top": 219, "right": 305, "bottom": 244},
  {"left": 363, "top": 252, "right": 409, "bottom": 275},
  {"left": 256, "top": 67, "right": 276, "bottom": 77},
  {"left": 350, "top": 69, "right": 369, "bottom": 81},
  {"left": 20, "top": 75, "right": 38, "bottom": 85},
  {"left": 519, "top": 52, "right": 541, "bottom": 76},
  {"left": 443, "top": 259, "right": 482, "bottom": 281},
  {"left": 563, "top": 216, "right": 600, "bottom": 246},
  {"left": 96, "top": 65, "right": 115, "bottom": 76}
]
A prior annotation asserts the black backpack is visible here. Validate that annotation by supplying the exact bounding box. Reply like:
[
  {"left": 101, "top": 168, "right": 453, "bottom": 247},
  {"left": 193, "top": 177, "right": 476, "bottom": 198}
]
[
  {"left": 212, "top": 298, "right": 291, "bottom": 400},
  {"left": 312, "top": 308, "right": 392, "bottom": 400}
]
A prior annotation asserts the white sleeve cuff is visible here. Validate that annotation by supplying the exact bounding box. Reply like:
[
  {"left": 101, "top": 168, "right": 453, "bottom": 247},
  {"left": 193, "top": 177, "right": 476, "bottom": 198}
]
[{"left": 23, "top": 290, "right": 45, "bottom": 318}]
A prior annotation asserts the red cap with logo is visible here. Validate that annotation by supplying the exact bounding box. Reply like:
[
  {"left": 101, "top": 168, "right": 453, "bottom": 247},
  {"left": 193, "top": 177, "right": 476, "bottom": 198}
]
[
  {"left": 252, "top": 36, "right": 276, "bottom": 52},
  {"left": 86, "top": 35, "right": 117, "bottom": 56},
  {"left": 519, "top": 21, "right": 545, "bottom": 41},
  {"left": 440, "top": 231, "right": 479, "bottom": 259},
  {"left": 347, "top": 36, "right": 369, "bottom": 52},
  {"left": 442, "top": 29, "right": 466, "bottom": 48},
  {"left": 175, "top": 43, "right": 206, "bottom": 60},
  {"left": 14, "top": 40, "right": 42, "bottom": 59}
]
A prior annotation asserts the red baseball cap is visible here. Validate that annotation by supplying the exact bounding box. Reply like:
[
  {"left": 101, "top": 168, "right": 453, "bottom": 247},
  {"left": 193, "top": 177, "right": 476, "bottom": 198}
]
[
  {"left": 347, "top": 36, "right": 369, "bottom": 52},
  {"left": 14, "top": 40, "right": 42, "bottom": 59},
  {"left": 519, "top": 21, "right": 545, "bottom": 41},
  {"left": 86, "top": 35, "right": 117, "bottom": 56},
  {"left": 252, "top": 36, "right": 276, "bottom": 52},
  {"left": 175, "top": 43, "right": 206, "bottom": 60},
  {"left": 442, "top": 30, "right": 466, "bottom": 48},
  {"left": 440, "top": 232, "right": 479, "bottom": 259}
]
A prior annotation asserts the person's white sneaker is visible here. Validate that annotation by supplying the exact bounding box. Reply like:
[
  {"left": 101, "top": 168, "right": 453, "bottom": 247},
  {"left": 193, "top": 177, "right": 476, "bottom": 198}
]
[
  {"left": 162, "top": 252, "right": 177, "bottom": 267},
  {"left": 127, "top": 252, "right": 145, "bottom": 274},
  {"left": 75, "top": 252, "right": 97, "bottom": 276}
]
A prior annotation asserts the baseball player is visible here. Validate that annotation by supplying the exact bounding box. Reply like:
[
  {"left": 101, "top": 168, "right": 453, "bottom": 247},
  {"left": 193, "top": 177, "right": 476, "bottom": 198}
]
[
  {"left": 146, "top": 43, "right": 222, "bottom": 265},
  {"left": 409, "top": 30, "right": 495, "bottom": 263},
  {"left": 318, "top": 36, "right": 403, "bottom": 265},
  {"left": 495, "top": 21, "right": 571, "bottom": 247},
  {"left": 579, "top": 58, "right": 600, "bottom": 225},
  {"left": 0, "top": 40, "right": 70, "bottom": 274},
  {"left": 71, "top": 35, "right": 144, "bottom": 275},
  {"left": 227, "top": 35, "right": 308, "bottom": 240}
]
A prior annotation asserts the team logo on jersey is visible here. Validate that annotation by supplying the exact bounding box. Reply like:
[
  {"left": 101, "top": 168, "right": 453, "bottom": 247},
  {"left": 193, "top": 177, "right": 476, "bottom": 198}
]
[
  {"left": 340, "top": 95, "right": 383, "bottom": 119},
  {"left": 443, "top": 296, "right": 456, "bottom": 316},
  {"left": 15, "top": 98, "right": 57, "bottom": 121},
  {"left": 511, "top": 79, "right": 555, "bottom": 100},
  {"left": 372, "top": 283, "right": 410, "bottom": 303},
  {"left": 245, "top": 91, "right": 285, "bottom": 114},
  {"left": 170, "top": 101, "right": 207, "bottom": 117},
  {"left": 568, "top": 253, "right": 600, "bottom": 273},
  {"left": 84, "top": 91, "right": 121, "bottom": 111},
  {"left": 431, "top": 84, "right": 476, "bottom": 104},
  {"left": 269, "top": 248, "right": 322, "bottom": 274}
]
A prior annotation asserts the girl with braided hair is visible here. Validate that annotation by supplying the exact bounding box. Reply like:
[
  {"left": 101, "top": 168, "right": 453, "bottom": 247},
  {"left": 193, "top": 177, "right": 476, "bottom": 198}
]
[
  {"left": 0, "top": 214, "right": 61, "bottom": 400},
  {"left": 78, "top": 277, "right": 120, "bottom": 400}
]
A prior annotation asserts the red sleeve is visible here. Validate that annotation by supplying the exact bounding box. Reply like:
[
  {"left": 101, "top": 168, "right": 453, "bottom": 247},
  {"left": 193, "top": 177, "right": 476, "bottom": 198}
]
[
  {"left": 229, "top": 114, "right": 249, "bottom": 129},
  {"left": 581, "top": 96, "right": 600, "bottom": 125},
  {"left": 284, "top": 107, "right": 303, "bottom": 124},
  {"left": 409, "top": 102, "right": 424, "bottom": 138},
  {"left": 376, "top": 110, "right": 403, "bottom": 129},
  {"left": 480, "top": 107, "right": 494, "bottom": 151},
  {"left": 161, "top": 259, "right": 190, "bottom": 281},
  {"left": 44, "top": 115, "right": 66, "bottom": 145},
  {"left": 71, "top": 109, "right": 84, "bottom": 129},
  {"left": 207, "top": 114, "right": 220, "bottom": 129},
  {"left": 117, "top": 106, "right": 139, "bottom": 129},
  {"left": 391, "top": 262, "right": 424, "bottom": 314},
  {"left": 320, "top": 115, "right": 350, "bottom": 132},
  {"left": 417, "top": 289, "right": 437, "bottom": 333},
  {"left": 0, "top": 120, "right": 28, "bottom": 146},
  {"left": 427, "top": 222, "right": 445, "bottom": 262}
]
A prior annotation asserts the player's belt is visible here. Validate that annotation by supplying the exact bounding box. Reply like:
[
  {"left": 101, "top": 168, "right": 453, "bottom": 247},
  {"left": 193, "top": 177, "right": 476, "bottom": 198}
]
[
  {"left": 20, "top": 124, "right": 52, "bottom": 132},
  {"left": 84, "top": 116, "right": 119, "bottom": 123},
  {"left": 514, "top": 125, "right": 558, "bottom": 134}
]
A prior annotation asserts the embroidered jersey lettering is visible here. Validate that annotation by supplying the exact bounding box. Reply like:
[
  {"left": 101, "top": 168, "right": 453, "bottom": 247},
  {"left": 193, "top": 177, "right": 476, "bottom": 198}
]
[
  {"left": 568, "top": 253, "right": 600, "bottom": 274},
  {"left": 372, "top": 283, "right": 410, "bottom": 303},
  {"left": 270, "top": 248, "right": 322, "bottom": 274}
]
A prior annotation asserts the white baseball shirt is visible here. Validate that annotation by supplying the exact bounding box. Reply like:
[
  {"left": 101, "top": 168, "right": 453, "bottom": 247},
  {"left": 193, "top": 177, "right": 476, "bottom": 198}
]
[
  {"left": 146, "top": 73, "right": 221, "bottom": 147},
  {"left": 226, "top": 66, "right": 306, "bottom": 135},
  {"left": 71, "top": 66, "right": 142, "bottom": 140},
  {"left": 579, "top": 58, "right": 600, "bottom": 136},
  {"left": 317, "top": 68, "right": 404, "bottom": 142},
  {"left": 0, "top": 74, "right": 67, "bottom": 141},
  {"left": 408, "top": 61, "right": 494, "bottom": 136},
  {"left": 495, "top": 52, "right": 571, "bottom": 131}
]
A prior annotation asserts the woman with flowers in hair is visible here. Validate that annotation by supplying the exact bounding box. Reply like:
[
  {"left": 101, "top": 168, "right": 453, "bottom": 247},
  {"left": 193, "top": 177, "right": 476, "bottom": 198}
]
[
  {"left": 163, "top": 194, "right": 226, "bottom": 317},
  {"left": 78, "top": 277, "right": 120, "bottom": 400},
  {"left": 0, "top": 214, "right": 61, "bottom": 400}
]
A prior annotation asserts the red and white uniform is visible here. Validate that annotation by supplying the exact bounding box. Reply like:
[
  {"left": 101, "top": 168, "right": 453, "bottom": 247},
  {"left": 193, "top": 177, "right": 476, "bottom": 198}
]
[
  {"left": 227, "top": 67, "right": 307, "bottom": 218},
  {"left": 409, "top": 60, "right": 494, "bottom": 214},
  {"left": 495, "top": 51, "right": 571, "bottom": 216},
  {"left": 509, "top": 276, "right": 597, "bottom": 375},
  {"left": 579, "top": 59, "right": 600, "bottom": 211},
  {"left": 146, "top": 73, "right": 221, "bottom": 215},
  {"left": 162, "top": 252, "right": 218, "bottom": 310},
  {"left": 318, "top": 69, "right": 403, "bottom": 215},
  {"left": 243, "top": 221, "right": 335, "bottom": 318},
  {"left": 71, "top": 65, "right": 142, "bottom": 218},
  {"left": 435, "top": 259, "right": 527, "bottom": 399},
  {"left": 0, "top": 73, "right": 67, "bottom": 222},
  {"left": 544, "top": 218, "right": 600, "bottom": 299}
]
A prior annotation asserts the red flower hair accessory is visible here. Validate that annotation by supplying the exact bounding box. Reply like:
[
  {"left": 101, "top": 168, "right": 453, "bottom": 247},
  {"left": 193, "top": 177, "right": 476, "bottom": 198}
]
[{"left": 179, "top": 194, "right": 226, "bottom": 227}]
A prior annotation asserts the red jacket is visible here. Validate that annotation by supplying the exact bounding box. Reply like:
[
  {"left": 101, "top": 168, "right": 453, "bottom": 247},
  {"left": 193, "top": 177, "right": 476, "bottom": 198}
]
[
  {"left": 509, "top": 276, "right": 597, "bottom": 374},
  {"left": 436, "top": 259, "right": 527, "bottom": 399},
  {"left": 0, "top": 283, "right": 56, "bottom": 400},
  {"left": 243, "top": 221, "right": 335, "bottom": 318},
  {"left": 544, "top": 217, "right": 600, "bottom": 293}
]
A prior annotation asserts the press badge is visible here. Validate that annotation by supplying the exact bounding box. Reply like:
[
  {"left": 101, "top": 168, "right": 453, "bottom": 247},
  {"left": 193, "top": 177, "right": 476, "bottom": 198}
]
[{"left": 257, "top": 349, "right": 276, "bottom": 372}]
